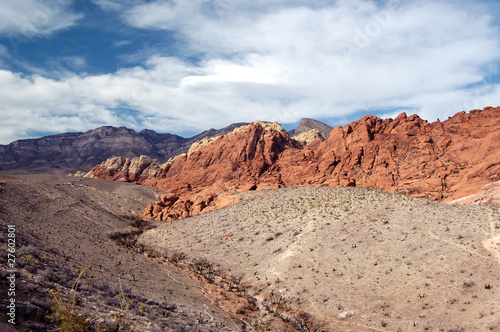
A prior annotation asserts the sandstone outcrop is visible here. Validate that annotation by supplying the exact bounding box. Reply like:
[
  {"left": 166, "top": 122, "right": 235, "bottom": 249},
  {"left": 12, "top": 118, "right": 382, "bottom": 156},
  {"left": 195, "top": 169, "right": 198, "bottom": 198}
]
[
  {"left": 292, "top": 129, "right": 326, "bottom": 146},
  {"left": 87, "top": 107, "right": 500, "bottom": 220},
  {"left": 86, "top": 155, "right": 160, "bottom": 182}
]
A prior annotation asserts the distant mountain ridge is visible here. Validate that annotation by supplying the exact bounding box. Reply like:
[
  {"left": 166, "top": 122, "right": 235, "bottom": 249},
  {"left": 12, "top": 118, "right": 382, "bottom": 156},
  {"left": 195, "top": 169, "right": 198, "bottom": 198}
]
[
  {"left": 0, "top": 123, "right": 248, "bottom": 172},
  {"left": 288, "top": 118, "right": 333, "bottom": 137},
  {"left": 0, "top": 118, "right": 331, "bottom": 173}
]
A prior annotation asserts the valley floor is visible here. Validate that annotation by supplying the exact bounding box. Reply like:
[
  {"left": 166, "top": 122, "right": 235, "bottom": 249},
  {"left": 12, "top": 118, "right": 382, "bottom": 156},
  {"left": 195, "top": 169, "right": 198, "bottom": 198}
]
[{"left": 1, "top": 174, "right": 499, "bottom": 331}]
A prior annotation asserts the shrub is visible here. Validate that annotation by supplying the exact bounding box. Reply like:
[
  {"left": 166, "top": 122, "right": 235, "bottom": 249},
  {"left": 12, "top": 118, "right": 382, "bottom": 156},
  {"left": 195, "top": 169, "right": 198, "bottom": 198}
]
[
  {"left": 19, "top": 244, "right": 40, "bottom": 258},
  {"left": 47, "top": 268, "right": 91, "bottom": 331},
  {"left": 170, "top": 250, "right": 186, "bottom": 262}
]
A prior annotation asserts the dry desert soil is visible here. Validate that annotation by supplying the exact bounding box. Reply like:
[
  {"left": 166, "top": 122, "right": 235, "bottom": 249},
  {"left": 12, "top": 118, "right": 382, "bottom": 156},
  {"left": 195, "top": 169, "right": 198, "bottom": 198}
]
[
  {"left": 139, "top": 187, "right": 500, "bottom": 332},
  {"left": 1, "top": 174, "right": 500, "bottom": 331},
  {"left": 0, "top": 174, "right": 244, "bottom": 331}
]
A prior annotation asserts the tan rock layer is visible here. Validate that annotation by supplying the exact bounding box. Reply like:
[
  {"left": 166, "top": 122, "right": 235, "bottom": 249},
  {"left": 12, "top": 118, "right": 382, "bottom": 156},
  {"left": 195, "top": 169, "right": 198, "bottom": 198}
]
[
  {"left": 87, "top": 108, "right": 500, "bottom": 221},
  {"left": 292, "top": 128, "right": 326, "bottom": 146}
]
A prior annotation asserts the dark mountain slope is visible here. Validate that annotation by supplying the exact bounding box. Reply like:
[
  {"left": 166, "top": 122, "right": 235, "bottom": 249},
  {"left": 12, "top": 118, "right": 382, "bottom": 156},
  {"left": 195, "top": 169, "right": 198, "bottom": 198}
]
[
  {"left": 0, "top": 123, "right": 248, "bottom": 173},
  {"left": 288, "top": 118, "right": 333, "bottom": 137}
]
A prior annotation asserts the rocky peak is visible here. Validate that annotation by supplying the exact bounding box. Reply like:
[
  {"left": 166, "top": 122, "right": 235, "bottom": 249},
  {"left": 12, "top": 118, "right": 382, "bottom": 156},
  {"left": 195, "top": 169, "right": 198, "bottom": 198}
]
[
  {"left": 91, "top": 126, "right": 131, "bottom": 137},
  {"left": 253, "top": 121, "right": 286, "bottom": 132},
  {"left": 187, "top": 136, "right": 221, "bottom": 156},
  {"left": 85, "top": 155, "right": 161, "bottom": 182},
  {"left": 289, "top": 118, "right": 333, "bottom": 137},
  {"left": 292, "top": 129, "right": 326, "bottom": 146}
]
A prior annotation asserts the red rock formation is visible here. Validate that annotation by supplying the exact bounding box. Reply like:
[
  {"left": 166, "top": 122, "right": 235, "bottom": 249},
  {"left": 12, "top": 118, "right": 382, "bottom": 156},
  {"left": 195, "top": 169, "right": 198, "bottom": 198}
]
[{"left": 86, "top": 107, "right": 500, "bottom": 220}]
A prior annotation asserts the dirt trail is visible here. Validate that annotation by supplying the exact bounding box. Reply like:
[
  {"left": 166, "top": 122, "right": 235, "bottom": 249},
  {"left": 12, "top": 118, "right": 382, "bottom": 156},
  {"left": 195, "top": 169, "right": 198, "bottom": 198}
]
[
  {"left": 483, "top": 209, "right": 500, "bottom": 264},
  {"left": 483, "top": 235, "right": 500, "bottom": 263}
]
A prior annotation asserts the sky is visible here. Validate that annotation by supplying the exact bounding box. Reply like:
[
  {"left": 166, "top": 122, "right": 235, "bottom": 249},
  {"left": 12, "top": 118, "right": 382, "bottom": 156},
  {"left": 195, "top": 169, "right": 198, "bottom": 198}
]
[{"left": 0, "top": 0, "right": 499, "bottom": 144}]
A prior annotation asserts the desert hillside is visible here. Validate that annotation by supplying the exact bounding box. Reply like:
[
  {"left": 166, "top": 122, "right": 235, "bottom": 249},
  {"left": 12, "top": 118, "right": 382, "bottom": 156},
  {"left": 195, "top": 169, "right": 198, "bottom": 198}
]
[
  {"left": 0, "top": 175, "right": 243, "bottom": 331},
  {"left": 139, "top": 186, "right": 500, "bottom": 331},
  {"left": 2, "top": 174, "right": 389, "bottom": 331},
  {"left": 87, "top": 107, "right": 500, "bottom": 221},
  {"left": 1, "top": 174, "right": 499, "bottom": 331}
]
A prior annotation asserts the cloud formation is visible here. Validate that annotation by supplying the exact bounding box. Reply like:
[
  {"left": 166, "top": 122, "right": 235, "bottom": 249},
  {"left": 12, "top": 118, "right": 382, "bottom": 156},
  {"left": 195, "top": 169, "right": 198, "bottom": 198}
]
[
  {"left": 0, "top": 0, "right": 82, "bottom": 37},
  {"left": 0, "top": 0, "right": 499, "bottom": 144}
]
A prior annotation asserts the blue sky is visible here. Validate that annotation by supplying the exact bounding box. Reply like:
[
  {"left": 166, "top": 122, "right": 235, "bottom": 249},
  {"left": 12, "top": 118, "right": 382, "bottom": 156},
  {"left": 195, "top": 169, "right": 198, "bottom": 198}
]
[{"left": 0, "top": 0, "right": 499, "bottom": 144}]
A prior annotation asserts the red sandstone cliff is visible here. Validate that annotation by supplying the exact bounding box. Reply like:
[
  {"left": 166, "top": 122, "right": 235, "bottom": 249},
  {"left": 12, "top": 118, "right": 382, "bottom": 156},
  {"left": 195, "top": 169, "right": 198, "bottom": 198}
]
[{"left": 86, "top": 107, "right": 500, "bottom": 220}]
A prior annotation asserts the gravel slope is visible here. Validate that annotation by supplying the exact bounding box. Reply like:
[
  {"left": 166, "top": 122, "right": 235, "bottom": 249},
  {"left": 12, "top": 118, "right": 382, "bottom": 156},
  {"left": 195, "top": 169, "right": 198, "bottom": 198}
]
[
  {"left": 0, "top": 174, "right": 241, "bottom": 331},
  {"left": 139, "top": 186, "right": 500, "bottom": 331}
]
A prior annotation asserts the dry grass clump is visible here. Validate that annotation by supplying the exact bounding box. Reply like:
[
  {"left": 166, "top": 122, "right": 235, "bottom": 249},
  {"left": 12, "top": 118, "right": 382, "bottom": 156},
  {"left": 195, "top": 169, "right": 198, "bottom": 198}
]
[{"left": 48, "top": 266, "right": 94, "bottom": 332}]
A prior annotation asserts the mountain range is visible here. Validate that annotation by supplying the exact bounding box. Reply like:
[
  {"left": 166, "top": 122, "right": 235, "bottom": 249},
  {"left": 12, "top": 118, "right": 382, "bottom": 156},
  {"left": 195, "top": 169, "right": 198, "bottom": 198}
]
[
  {"left": 0, "top": 119, "right": 331, "bottom": 173},
  {"left": 86, "top": 107, "right": 500, "bottom": 221},
  {"left": 0, "top": 123, "right": 248, "bottom": 172},
  {"left": 2, "top": 107, "right": 500, "bottom": 332}
]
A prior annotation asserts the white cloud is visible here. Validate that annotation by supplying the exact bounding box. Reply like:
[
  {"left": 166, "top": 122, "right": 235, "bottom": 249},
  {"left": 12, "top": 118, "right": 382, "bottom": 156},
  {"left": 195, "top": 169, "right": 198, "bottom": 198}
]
[
  {"left": 1, "top": 0, "right": 500, "bottom": 144},
  {"left": 60, "top": 56, "right": 87, "bottom": 70},
  {"left": 91, "top": 0, "right": 141, "bottom": 12},
  {"left": 90, "top": 0, "right": 124, "bottom": 12},
  {"left": 0, "top": 0, "right": 82, "bottom": 38},
  {"left": 120, "top": 0, "right": 500, "bottom": 122},
  {"left": 113, "top": 40, "right": 132, "bottom": 48}
]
